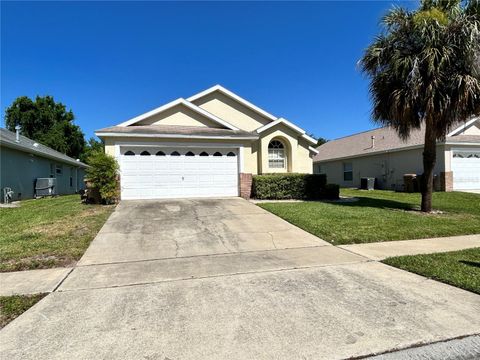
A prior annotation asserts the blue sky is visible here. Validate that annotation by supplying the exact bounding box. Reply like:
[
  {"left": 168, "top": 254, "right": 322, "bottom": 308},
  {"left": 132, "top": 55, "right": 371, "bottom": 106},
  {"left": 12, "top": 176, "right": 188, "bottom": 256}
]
[{"left": 1, "top": 1, "right": 413, "bottom": 141}]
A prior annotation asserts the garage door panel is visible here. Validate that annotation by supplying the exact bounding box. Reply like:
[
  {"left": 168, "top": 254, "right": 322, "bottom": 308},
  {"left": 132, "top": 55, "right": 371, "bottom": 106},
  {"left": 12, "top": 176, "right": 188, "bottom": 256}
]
[
  {"left": 120, "top": 148, "right": 238, "bottom": 199},
  {"left": 452, "top": 150, "right": 480, "bottom": 190}
]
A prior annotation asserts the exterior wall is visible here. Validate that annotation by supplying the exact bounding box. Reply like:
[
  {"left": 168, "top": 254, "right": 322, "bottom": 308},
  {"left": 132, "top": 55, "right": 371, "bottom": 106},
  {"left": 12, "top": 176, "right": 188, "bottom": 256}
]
[
  {"left": 135, "top": 104, "right": 222, "bottom": 128},
  {"left": 0, "top": 146, "right": 86, "bottom": 202},
  {"left": 460, "top": 123, "right": 480, "bottom": 135},
  {"left": 314, "top": 145, "right": 446, "bottom": 190},
  {"left": 258, "top": 124, "right": 313, "bottom": 174},
  {"left": 192, "top": 91, "right": 271, "bottom": 131}
]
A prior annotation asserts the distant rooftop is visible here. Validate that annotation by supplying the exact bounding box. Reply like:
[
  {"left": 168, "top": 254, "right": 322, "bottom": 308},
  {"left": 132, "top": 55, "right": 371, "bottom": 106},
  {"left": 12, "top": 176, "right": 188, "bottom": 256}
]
[{"left": 0, "top": 128, "right": 87, "bottom": 167}]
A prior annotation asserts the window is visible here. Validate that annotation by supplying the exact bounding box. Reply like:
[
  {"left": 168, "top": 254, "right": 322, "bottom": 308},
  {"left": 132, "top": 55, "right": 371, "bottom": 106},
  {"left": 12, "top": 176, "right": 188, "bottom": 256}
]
[
  {"left": 185, "top": 151, "right": 195, "bottom": 156},
  {"left": 70, "top": 168, "right": 74, "bottom": 187},
  {"left": 140, "top": 151, "right": 151, "bottom": 156},
  {"left": 268, "top": 140, "right": 285, "bottom": 168},
  {"left": 124, "top": 151, "right": 135, "bottom": 156},
  {"left": 227, "top": 152, "right": 236, "bottom": 157},
  {"left": 156, "top": 151, "right": 166, "bottom": 156},
  {"left": 199, "top": 151, "right": 209, "bottom": 156},
  {"left": 55, "top": 164, "right": 63, "bottom": 176},
  {"left": 213, "top": 152, "right": 222, "bottom": 156},
  {"left": 50, "top": 163, "right": 55, "bottom": 178},
  {"left": 171, "top": 151, "right": 180, "bottom": 156},
  {"left": 343, "top": 163, "right": 353, "bottom": 181},
  {"left": 316, "top": 164, "right": 325, "bottom": 174}
]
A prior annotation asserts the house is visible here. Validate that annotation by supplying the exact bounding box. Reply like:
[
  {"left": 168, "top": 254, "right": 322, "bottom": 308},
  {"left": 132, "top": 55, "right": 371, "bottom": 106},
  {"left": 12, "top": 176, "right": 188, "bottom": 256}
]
[
  {"left": 96, "top": 85, "right": 318, "bottom": 200},
  {"left": 313, "top": 118, "right": 480, "bottom": 191},
  {"left": 0, "top": 127, "right": 87, "bottom": 202}
]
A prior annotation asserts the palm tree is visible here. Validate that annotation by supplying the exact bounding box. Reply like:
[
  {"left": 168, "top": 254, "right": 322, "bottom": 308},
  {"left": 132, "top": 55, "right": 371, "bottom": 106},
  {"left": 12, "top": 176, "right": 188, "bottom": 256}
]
[{"left": 360, "top": 0, "right": 480, "bottom": 212}]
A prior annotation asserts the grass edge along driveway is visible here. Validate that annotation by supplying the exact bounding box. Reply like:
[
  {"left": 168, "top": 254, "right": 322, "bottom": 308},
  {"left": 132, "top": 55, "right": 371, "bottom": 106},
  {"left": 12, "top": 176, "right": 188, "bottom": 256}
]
[
  {"left": 383, "top": 247, "right": 480, "bottom": 295},
  {"left": 0, "top": 195, "right": 114, "bottom": 272},
  {"left": 0, "top": 294, "right": 47, "bottom": 329},
  {"left": 258, "top": 190, "right": 480, "bottom": 245}
]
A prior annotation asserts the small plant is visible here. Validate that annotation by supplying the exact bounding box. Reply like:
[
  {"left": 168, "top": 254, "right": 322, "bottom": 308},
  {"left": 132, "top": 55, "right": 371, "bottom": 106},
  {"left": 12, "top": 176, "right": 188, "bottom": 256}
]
[{"left": 85, "top": 151, "right": 119, "bottom": 204}]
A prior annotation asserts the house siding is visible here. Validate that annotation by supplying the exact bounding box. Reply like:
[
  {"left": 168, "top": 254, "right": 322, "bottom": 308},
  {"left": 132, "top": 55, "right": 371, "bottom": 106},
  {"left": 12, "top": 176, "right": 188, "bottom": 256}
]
[
  {"left": 314, "top": 145, "right": 446, "bottom": 190},
  {"left": 0, "top": 146, "right": 86, "bottom": 202}
]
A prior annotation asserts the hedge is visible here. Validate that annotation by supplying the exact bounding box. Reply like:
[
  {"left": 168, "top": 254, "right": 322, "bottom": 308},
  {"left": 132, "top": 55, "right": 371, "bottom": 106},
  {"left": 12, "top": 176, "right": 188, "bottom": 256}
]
[{"left": 252, "top": 174, "right": 339, "bottom": 200}]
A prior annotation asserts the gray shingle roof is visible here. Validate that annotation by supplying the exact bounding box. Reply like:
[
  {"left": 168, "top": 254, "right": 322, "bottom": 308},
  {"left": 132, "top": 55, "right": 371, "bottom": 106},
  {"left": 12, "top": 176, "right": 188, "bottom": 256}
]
[
  {"left": 0, "top": 128, "right": 87, "bottom": 167},
  {"left": 314, "top": 122, "right": 480, "bottom": 163},
  {"left": 95, "top": 125, "right": 259, "bottom": 138}
]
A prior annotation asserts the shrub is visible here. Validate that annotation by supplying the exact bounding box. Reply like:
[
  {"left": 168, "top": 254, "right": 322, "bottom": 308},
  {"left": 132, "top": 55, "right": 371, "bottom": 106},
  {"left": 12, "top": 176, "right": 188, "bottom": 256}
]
[
  {"left": 85, "top": 151, "right": 119, "bottom": 204},
  {"left": 252, "top": 173, "right": 337, "bottom": 200}
]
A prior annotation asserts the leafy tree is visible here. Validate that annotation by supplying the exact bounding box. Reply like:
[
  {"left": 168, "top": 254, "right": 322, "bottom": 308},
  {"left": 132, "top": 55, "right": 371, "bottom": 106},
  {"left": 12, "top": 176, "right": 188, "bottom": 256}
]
[
  {"left": 316, "top": 137, "right": 328, "bottom": 146},
  {"left": 5, "top": 96, "right": 86, "bottom": 159},
  {"left": 360, "top": 0, "right": 480, "bottom": 212},
  {"left": 85, "top": 151, "right": 119, "bottom": 204},
  {"left": 80, "top": 137, "right": 104, "bottom": 163}
]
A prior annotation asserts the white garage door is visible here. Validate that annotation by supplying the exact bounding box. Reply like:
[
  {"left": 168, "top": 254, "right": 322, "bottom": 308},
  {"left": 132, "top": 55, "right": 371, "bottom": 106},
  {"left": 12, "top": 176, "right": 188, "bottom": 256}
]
[
  {"left": 451, "top": 149, "right": 480, "bottom": 190},
  {"left": 120, "top": 147, "right": 239, "bottom": 199}
]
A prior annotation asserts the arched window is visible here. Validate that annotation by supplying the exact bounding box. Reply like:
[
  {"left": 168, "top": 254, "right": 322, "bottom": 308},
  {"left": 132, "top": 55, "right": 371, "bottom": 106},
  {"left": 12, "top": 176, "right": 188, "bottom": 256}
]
[
  {"left": 124, "top": 151, "right": 135, "bottom": 156},
  {"left": 140, "top": 151, "right": 151, "bottom": 156},
  {"left": 170, "top": 151, "right": 180, "bottom": 156},
  {"left": 226, "top": 152, "right": 236, "bottom": 157},
  {"left": 185, "top": 151, "right": 195, "bottom": 156},
  {"left": 156, "top": 151, "right": 166, "bottom": 156},
  {"left": 268, "top": 140, "right": 286, "bottom": 168},
  {"left": 213, "top": 152, "right": 222, "bottom": 157},
  {"left": 199, "top": 151, "right": 209, "bottom": 156}
]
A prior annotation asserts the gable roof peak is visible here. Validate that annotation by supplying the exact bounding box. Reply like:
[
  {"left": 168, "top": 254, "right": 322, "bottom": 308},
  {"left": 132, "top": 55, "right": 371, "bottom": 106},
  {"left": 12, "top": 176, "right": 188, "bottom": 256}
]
[{"left": 187, "top": 85, "right": 278, "bottom": 122}]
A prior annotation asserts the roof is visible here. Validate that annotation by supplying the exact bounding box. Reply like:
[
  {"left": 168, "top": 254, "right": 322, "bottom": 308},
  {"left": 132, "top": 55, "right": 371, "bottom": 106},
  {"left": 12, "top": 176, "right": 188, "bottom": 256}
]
[
  {"left": 314, "top": 120, "right": 480, "bottom": 163},
  {"left": 95, "top": 125, "right": 259, "bottom": 139},
  {"left": 0, "top": 128, "right": 87, "bottom": 167}
]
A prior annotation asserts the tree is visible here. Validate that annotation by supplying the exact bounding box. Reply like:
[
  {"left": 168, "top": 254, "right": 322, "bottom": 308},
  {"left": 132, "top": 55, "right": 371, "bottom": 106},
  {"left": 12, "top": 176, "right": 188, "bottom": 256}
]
[
  {"left": 80, "top": 137, "right": 104, "bottom": 163},
  {"left": 316, "top": 137, "right": 328, "bottom": 146},
  {"left": 85, "top": 151, "right": 119, "bottom": 204},
  {"left": 5, "top": 96, "right": 86, "bottom": 159},
  {"left": 360, "top": 0, "right": 480, "bottom": 212}
]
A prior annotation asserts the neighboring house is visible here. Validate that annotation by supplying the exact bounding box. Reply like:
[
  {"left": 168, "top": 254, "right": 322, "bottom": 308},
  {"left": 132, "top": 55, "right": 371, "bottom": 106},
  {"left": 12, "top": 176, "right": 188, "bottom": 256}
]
[
  {"left": 0, "top": 127, "right": 87, "bottom": 202},
  {"left": 313, "top": 118, "right": 480, "bottom": 191},
  {"left": 96, "top": 85, "right": 318, "bottom": 200}
]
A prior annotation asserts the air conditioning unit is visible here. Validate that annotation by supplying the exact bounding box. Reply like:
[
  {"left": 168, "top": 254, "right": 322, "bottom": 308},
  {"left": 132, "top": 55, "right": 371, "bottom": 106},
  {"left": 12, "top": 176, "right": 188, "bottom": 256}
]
[
  {"left": 360, "top": 177, "right": 376, "bottom": 190},
  {"left": 35, "top": 178, "right": 57, "bottom": 197}
]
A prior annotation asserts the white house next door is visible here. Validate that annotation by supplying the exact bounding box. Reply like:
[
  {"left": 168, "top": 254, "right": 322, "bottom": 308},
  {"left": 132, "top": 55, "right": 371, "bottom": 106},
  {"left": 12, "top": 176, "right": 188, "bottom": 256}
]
[
  {"left": 451, "top": 149, "right": 480, "bottom": 190},
  {"left": 119, "top": 147, "right": 239, "bottom": 200}
]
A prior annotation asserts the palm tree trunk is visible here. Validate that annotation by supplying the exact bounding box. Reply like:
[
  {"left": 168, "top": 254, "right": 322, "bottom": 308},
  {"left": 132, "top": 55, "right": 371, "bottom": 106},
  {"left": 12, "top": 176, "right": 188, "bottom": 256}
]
[{"left": 421, "top": 120, "right": 437, "bottom": 212}]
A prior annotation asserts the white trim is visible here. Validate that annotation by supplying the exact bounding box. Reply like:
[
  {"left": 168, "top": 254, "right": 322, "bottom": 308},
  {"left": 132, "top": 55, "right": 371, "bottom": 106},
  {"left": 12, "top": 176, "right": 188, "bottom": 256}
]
[
  {"left": 187, "top": 85, "right": 278, "bottom": 121},
  {"left": 117, "top": 98, "right": 239, "bottom": 130},
  {"left": 447, "top": 117, "right": 479, "bottom": 136},
  {"left": 255, "top": 118, "right": 317, "bottom": 146},
  {"left": 115, "top": 141, "right": 245, "bottom": 148},
  {"left": 444, "top": 141, "right": 480, "bottom": 146},
  {"left": 95, "top": 132, "right": 257, "bottom": 140},
  {"left": 239, "top": 145, "right": 244, "bottom": 173},
  {"left": 308, "top": 146, "right": 319, "bottom": 154}
]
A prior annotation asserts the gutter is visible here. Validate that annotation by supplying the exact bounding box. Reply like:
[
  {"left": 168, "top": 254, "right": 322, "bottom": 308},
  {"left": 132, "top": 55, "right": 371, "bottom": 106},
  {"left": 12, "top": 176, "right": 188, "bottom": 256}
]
[{"left": 95, "top": 132, "right": 259, "bottom": 140}]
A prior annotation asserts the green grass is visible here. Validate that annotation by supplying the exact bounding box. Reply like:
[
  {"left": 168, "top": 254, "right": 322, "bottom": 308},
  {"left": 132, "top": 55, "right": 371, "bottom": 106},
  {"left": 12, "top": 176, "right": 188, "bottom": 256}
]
[
  {"left": 383, "top": 248, "right": 480, "bottom": 294},
  {"left": 258, "top": 190, "right": 480, "bottom": 245},
  {"left": 0, "top": 293, "right": 47, "bottom": 328},
  {"left": 0, "top": 195, "right": 114, "bottom": 272}
]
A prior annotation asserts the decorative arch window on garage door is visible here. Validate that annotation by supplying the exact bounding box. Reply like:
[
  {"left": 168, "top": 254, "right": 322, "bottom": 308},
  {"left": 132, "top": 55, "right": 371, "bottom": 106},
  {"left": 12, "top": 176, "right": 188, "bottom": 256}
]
[
  {"left": 227, "top": 152, "right": 236, "bottom": 157},
  {"left": 185, "top": 151, "right": 195, "bottom": 156},
  {"left": 213, "top": 152, "right": 222, "bottom": 156},
  {"left": 124, "top": 150, "right": 135, "bottom": 156},
  {"left": 199, "top": 151, "right": 209, "bottom": 156},
  {"left": 140, "top": 151, "right": 151, "bottom": 156},
  {"left": 156, "top": 151, "right": 166, "bottom": 156},
  {"left": 171, "top": 151, "right": 180, "bottom": 156}
]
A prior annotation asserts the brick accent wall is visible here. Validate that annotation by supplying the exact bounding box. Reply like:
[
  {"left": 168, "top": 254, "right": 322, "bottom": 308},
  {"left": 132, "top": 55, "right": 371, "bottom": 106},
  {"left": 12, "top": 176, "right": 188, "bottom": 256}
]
[
  {"left": 440, "top": 171, "right": 453, "bottom": 192},
  {"left": 239, "top": 173, "right": 253, "bottom": 199}
]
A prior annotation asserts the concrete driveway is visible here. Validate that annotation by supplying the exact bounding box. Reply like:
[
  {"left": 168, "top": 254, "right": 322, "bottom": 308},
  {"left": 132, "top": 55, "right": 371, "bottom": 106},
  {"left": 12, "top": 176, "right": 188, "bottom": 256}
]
[{"left": 1, "top": 198, "right": 479, "bottom": 359}]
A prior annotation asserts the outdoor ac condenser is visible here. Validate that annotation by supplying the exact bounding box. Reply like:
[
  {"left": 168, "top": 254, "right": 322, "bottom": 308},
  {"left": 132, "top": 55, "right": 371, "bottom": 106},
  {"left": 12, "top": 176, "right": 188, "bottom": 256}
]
[{"left": 35, "top": 178, "right": 57, "bottom": 197}]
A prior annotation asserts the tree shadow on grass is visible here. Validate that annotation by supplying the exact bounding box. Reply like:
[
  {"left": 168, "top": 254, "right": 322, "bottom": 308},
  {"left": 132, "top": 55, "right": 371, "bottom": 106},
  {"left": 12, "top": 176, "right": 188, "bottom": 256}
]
[
  {"left": 326, "top": 196, "right": 417, "bottom": 211},
  {"left": 459, "top": 260, "right": 480, "bottom": 268}
]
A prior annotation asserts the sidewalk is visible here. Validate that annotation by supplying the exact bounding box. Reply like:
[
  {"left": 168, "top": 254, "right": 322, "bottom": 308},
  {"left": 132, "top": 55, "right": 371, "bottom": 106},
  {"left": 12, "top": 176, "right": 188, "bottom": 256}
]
[
  {"left": 0, "top": 268, "right": 72, "bottom": 296},
  {"left": 339, "top": 234, "right": 480, "bottom": 260}
]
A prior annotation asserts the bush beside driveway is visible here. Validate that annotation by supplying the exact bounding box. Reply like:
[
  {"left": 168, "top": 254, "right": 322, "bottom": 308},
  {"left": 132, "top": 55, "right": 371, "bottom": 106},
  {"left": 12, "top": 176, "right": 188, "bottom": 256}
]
[
  {"left": 0, "top": 195, "right": 114, "bottom": 272},
  {"left": 258, "top": 190, "right": 480, "bottom": 245}
]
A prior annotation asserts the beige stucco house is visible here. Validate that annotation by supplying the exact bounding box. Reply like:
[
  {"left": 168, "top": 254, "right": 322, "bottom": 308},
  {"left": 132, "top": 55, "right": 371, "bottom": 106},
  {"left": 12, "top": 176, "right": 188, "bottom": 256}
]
[
  {"left": 313, "top": 118, "right": 480, "bottom": 192},
  {"left": 96, "top": 85, "right": 318, "bottom": 200}
]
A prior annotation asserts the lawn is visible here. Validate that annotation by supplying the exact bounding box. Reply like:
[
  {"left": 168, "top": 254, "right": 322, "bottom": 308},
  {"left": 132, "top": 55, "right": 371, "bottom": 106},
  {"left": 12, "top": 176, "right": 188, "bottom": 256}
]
[
  {"left": 0, "top": 294, "right": 46, "bottom": 328},
  {"left": 0, "top": 195, "right": 114, "bottom": 272},
  {"left": 383, "top": 248, "right": 480, "bottom": 294},
  {"left": 258, "top": 190, "right": 480, "bottom": 245}
]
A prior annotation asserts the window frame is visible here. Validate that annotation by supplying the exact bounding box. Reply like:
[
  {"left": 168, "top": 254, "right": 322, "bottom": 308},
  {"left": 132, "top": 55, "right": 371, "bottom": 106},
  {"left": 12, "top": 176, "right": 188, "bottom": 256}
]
[
  {"left": 343, "top": 162, "right": 353, "bottom": 182},
  {"left": 268, "top": 140, "right": 286, "bottom": 169}
]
